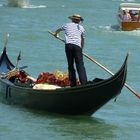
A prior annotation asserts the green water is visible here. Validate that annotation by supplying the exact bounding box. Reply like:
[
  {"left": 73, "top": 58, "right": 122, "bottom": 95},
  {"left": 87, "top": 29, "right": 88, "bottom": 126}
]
[{"left": 0, "top": 0, "right": 140, "bottom": 140}]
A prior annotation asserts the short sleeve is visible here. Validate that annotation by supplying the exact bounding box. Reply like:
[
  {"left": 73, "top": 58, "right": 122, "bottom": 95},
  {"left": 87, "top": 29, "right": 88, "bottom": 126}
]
[
  {"left": 61, "top": 24, "right": 66, "bottom": 30},
  {"left": 81, "top": 26, "right": 85, "bottom": 38}
]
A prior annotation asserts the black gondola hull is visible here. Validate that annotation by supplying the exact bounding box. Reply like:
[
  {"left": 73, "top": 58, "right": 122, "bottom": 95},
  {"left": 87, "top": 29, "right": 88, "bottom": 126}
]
[{"left": 0, "top": 47, "right": 127, "bottom": 115}]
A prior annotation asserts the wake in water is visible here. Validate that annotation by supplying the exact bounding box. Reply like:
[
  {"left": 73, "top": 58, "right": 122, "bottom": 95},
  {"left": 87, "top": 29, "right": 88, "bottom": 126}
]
[
  {"left": 121, "top": 29, "right": 140, "bottom": 36},
  {"left": 22, "top": 4, "right": 46, "bottom": 9},
  {"left": 6, "top": 0, "right": 46, "bottom": 8},
  {"left": 97, "top": 24, "right": 140, "bottom": 37},
  {"left": 97, "top": 25, "right": 121, "bottom": 31},
  {"left": 112, "top": 0, "right": 135, "bottom": 1},
  {"left": 112, "top": 0, "right": 136, "bottom": 2}
]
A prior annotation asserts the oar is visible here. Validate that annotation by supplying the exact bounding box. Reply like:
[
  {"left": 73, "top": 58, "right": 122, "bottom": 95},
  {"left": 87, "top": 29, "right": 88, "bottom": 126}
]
[
  {"left": 48, "top": 30, "right": 65, "bottom": 43},
  {"left": 48, "top": 30, "right": 140, "bottom": 99}
]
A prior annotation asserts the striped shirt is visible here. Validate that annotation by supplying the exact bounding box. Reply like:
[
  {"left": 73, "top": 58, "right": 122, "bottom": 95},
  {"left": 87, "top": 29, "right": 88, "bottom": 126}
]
[{"left": 61, "top": 22, "right": 85, "bottom": 47}]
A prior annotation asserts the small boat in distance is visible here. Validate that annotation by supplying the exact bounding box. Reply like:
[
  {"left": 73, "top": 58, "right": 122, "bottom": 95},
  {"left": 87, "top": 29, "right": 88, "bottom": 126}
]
[
  {"left": 117, "top": 3, "right": 140, "bottom": 31},
  {"left": 7, "top": 0, "right": 29, "bottom": 8}
]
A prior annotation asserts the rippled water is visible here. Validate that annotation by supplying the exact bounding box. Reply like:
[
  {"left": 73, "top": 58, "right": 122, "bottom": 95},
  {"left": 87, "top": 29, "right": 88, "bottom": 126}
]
[{"left": 0, "top": 0, "right": 140, "bottom": 140}]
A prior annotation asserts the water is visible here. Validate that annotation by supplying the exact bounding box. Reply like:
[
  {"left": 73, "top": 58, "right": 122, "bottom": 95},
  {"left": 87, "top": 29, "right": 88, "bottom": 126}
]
[{"left": 0, "top": 0, "right": 140, "bottom": 139}]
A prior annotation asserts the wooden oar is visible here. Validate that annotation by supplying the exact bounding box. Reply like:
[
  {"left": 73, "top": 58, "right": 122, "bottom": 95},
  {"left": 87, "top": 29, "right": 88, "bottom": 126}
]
[
  {"left": 48, "top": 30, "right": 65, "bottom": 43},
  {"left": 48, "top": 30, "right": 140, "bottom": 99}
]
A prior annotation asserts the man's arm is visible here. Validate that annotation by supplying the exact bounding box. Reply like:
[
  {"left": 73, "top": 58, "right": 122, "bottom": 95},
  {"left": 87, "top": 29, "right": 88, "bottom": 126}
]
[
  {"left": 54, "top": 28, "right": 62, "bottom": 37},
  {"left": 81, "top": 35, "right": 84, "bottom": 48}
]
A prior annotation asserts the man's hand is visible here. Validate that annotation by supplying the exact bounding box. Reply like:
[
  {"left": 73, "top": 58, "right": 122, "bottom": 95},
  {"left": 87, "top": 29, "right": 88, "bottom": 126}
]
[{"left": 53, "top": 32, "right": 59, "bottom": 38}]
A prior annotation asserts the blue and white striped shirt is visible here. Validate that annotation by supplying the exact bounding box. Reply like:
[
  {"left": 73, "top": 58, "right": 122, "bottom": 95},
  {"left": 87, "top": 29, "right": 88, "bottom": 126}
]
[{"left": 61, "top": 22, "right": 85, "bottom": 47}]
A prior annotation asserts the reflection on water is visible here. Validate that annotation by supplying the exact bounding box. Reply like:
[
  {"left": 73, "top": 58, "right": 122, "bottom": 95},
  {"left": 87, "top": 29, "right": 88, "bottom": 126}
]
[
  {"left": 26, "top": 108, "right": 117, "bottom": 140},
  {"left": 0, "top": 103, "right": 118, "bottom": 140}
]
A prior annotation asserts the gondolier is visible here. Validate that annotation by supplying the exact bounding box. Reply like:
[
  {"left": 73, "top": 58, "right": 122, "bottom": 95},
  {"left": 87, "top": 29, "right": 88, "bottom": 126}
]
[{"left": 53, "top": 14, "right": 87, "bottom": 87}]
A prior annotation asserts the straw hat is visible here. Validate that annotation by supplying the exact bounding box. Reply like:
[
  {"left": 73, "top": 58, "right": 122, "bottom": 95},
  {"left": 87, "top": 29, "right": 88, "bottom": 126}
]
[{"left": 68, "top": 14, "right": 84, "bottom": 21}]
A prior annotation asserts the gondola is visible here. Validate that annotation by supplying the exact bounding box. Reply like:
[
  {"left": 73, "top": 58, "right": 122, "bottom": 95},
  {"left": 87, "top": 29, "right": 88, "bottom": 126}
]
[{"left": 0, "top": 46, "right": 128, "bottom": 116}]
